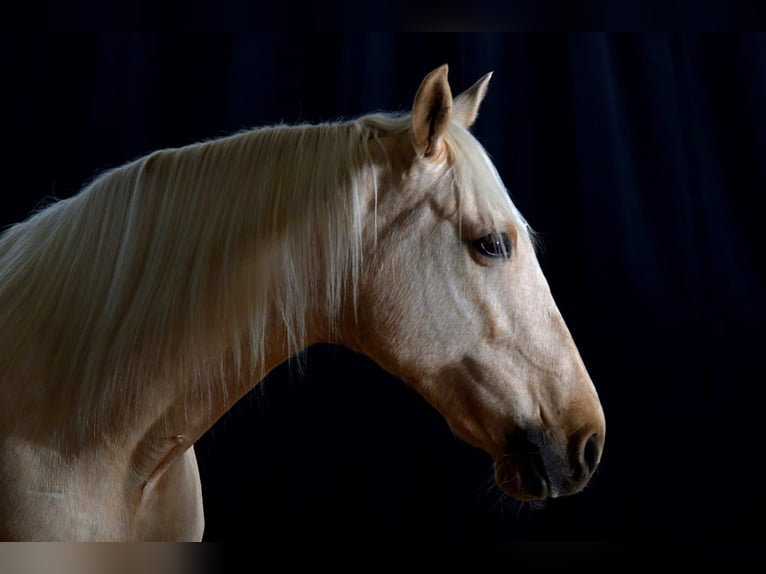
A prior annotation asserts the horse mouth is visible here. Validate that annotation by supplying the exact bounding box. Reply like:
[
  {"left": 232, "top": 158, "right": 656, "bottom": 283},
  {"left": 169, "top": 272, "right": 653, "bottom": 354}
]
[{"left": 494, "top": 451, "right": 554, "bottom": 501}]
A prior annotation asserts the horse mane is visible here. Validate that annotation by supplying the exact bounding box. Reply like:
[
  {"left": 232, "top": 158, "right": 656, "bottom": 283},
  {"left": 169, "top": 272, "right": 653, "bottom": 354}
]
[{"left": 0, "top": 111, "right": 528, "bottom": 440}]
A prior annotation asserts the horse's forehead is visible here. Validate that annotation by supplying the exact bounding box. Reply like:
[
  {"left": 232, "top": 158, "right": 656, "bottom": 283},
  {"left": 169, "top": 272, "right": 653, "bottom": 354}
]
[{"left": 368, "top": 128, "right": 517, "bottom": 228}]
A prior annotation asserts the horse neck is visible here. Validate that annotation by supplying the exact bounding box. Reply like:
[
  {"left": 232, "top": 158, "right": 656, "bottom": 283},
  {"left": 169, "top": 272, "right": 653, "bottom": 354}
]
[{"left": 0, "top": 121, "right": 374, "bottom": 456}]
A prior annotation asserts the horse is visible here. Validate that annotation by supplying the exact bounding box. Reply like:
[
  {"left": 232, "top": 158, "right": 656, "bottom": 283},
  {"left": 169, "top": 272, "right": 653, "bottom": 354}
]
[{"left": 0, "top": 64, "right": 605, "bottom": 541}]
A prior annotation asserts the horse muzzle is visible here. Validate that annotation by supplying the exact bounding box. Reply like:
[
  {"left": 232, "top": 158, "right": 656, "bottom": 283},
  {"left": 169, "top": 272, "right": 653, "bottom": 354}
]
[{"left": 493, "top": 425, "right": 604, "bottom": 500}]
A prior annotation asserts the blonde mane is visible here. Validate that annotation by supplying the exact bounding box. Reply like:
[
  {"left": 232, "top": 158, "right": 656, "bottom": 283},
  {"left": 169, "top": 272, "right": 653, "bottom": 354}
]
[{"left": 0, "top": 111, "right": 526, "bottom": 440}]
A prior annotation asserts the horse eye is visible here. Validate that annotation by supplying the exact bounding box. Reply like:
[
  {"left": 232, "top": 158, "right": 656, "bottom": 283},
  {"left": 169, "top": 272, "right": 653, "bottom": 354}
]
[{"left": 472, "top": 232, "right": 512, "bottom": 259}]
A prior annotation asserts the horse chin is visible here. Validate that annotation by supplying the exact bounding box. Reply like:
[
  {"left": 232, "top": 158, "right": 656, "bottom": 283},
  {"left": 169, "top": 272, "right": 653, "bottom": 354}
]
[{"left": 493, "top": 455, "right": 555, "bottom": 501}]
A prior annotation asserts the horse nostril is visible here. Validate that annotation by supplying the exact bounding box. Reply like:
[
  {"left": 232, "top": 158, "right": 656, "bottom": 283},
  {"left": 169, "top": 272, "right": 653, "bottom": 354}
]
[{"left": 579, "top": 433, "right": 602, "bottom": 478}]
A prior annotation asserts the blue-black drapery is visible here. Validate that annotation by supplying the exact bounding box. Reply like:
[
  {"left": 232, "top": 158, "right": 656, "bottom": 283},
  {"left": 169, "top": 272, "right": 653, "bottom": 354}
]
[{"left": 1, "top": 34, "right": 763, "bottom": 561}]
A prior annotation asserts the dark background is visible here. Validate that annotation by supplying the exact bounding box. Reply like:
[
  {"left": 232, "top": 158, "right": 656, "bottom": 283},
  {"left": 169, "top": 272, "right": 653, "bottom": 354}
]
[{"left": 1, "top": 34, "right": 764, "bottom": 565}]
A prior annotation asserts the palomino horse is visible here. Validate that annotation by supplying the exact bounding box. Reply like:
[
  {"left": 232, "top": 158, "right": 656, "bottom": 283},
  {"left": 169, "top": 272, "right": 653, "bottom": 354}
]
[{"left": 0, "top": 65, "right": 605, "bottom": 541}]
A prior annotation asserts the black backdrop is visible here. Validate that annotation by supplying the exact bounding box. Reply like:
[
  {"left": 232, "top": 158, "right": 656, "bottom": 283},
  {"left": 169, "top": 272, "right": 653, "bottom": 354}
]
[{"left": 1, "top": 34, "right": 764, "bottom": 564}]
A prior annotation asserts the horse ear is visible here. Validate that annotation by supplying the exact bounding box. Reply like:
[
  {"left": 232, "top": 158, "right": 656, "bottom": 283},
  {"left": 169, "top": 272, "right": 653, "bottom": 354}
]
[
  {"left": 411, "top": 64, "right": 453, "bottom": 158},
  {"left": 453, "top": 71, "right": 493, "bottom": 129}
]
